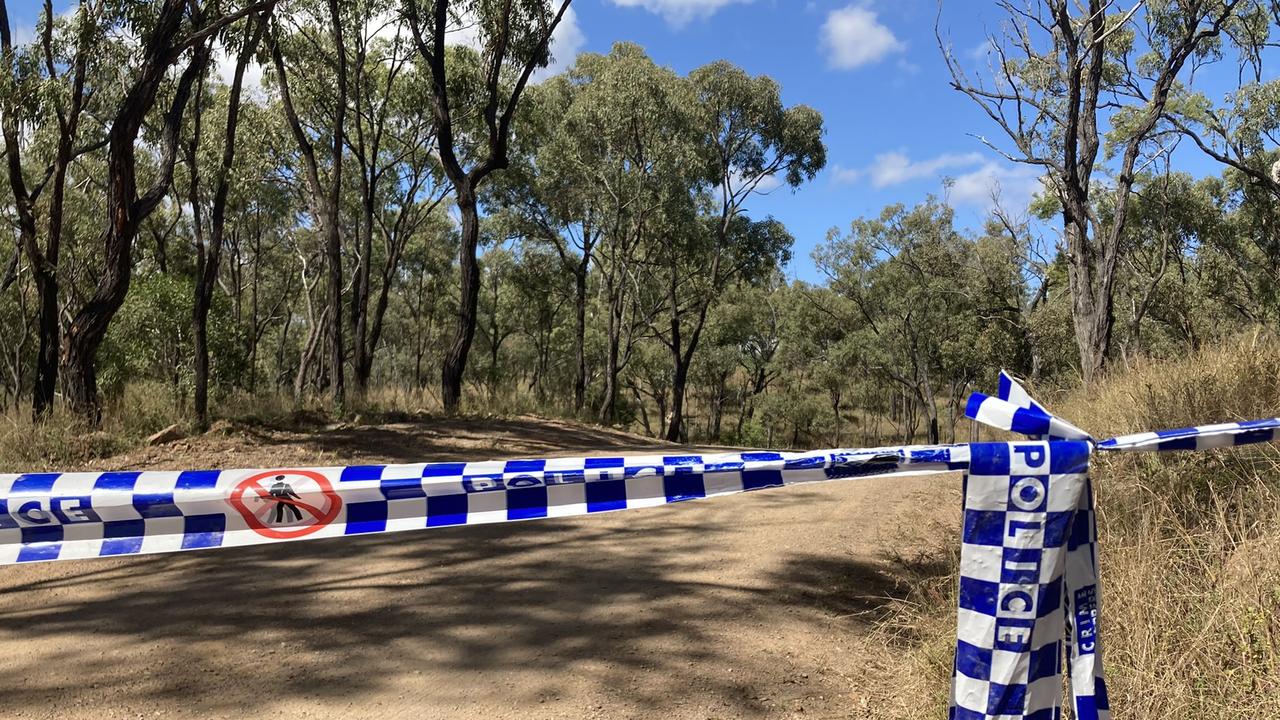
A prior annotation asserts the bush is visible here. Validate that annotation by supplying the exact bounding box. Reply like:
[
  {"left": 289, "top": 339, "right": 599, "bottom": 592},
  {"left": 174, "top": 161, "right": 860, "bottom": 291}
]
[{"left": 98, "top": 273, "right": 246, "bottom": 401}]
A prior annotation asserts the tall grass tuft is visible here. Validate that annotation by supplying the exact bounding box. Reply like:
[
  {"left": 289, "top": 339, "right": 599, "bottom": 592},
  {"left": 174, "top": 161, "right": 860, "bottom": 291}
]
[{"left": 0, "top": 381, "right": 187, "bottom": 472}]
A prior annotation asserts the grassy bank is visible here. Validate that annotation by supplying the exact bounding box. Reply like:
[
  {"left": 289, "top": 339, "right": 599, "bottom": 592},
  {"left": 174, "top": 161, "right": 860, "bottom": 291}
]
[
  {"left": 0, "top": 382, "right": 445, "bottom": 472},
  {"left": 873, "top": 335, "right": 1280, "bottom": 718}
]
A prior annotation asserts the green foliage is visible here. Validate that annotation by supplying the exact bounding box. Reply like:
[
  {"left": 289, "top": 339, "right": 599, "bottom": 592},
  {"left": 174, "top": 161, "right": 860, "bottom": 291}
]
[{"left": 98, "top": 274, "right": 244, "bottom": 400}]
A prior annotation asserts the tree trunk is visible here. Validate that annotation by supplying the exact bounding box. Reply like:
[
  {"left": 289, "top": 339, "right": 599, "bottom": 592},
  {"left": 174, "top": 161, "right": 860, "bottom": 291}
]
[
  {"left": 193, "top": 293, "right": 211, "bottom": 426},
  {"left": 326, "top": 0, "right": 347, "bottom": 412},
  {"left": 194, "top": 12, "right": 265, "bottom": 430},
  {"left": 572, "top": 258, "right": 588, "bottom": 414},
  {"left": 61, "top": 1, "right": 211, "bottom": 422},
  {"left": 352, "top": 214, "right": 373, "bottom": 396},
  {"left": 32, "top": 273, "right": 57, "bottom": 416},
  {"left": 1065, "top": 221, "right": 1113, "bottom": 385},
  {"left": 441, "top": 183, "right": 479, "bottom": 414},
  {"left": 598, "top": 278, "right": 622, "bottom": 424},
  {"left": 666, "top": 361, "right": 688, "bottom": 443}
]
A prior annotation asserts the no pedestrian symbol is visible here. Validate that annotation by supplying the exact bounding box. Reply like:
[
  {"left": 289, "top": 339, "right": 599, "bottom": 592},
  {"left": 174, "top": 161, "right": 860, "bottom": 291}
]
[{"left": 228, "top": 469, "right": 342, "bottom": 539}]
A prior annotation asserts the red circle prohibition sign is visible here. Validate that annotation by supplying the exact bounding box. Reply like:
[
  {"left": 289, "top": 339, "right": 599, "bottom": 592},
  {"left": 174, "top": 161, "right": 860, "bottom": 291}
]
[{"left": 228, "top": 469, "right": 342, "bottom": 539}]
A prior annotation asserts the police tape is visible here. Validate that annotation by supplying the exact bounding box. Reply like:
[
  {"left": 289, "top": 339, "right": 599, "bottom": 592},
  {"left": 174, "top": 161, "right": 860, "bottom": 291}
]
[
  {"left": 0, "top": 444, "right": 967, "bottom": 564},
  {"left": 1, "top": 371, "right": 1277, "bottom": 720}
]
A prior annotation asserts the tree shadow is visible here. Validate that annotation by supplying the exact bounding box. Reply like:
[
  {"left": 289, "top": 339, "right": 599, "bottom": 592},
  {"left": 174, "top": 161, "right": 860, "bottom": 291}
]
[
  {"left": 0, "top": 495, "right": 947, "bottom": 717},
  {"left": 0, "top": 422, "right": 957, "bottom": 718}
]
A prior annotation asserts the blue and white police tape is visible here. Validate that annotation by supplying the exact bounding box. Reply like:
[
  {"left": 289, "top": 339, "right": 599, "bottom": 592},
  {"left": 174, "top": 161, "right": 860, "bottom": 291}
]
[
  {"left": 0, "top": 444, "right": 969, "bottom": 565},
  {"left": 978, "top": 369, "right": 1280, "bottom": 450},
  {"left": 950, "top": 370, "right": 1279, "bottom": 720},
  {"left": 2, "top": 370, "right": 1277, "bottom": 720},
  {"left": 950, "top": 439, "right": 1105, "bottom": 720}
]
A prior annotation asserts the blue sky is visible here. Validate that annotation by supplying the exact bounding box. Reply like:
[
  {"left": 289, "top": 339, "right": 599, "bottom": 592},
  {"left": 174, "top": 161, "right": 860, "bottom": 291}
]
[
  {"left": 562, "top": 0, "right": 1054, "bottom": 281},
  {"left": 560, "top": 0, "right": 1250, "bottom": 282}
]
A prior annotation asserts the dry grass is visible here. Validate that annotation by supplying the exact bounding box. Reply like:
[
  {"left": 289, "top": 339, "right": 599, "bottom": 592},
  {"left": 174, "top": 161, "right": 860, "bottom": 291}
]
[
  {"left": 0, "top": 381, "right": 562, "bottom": 472},
  {"left": 0, "top": 381, "right": 187, "bottom": 471},
  {"left": 870, "top": 333, "right": 1280, "bottom": 719}
]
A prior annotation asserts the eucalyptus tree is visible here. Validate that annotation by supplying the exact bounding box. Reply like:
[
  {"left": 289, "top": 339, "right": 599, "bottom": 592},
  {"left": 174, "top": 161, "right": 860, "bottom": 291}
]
[
  {"left": 1198, "top": 170, "right": 1280, "bottom": 327},
  {"left": 817, "top": 200, "right": 988, "bottom": 444},
  {"left": 940, "top": 0, "right": 1264, "bottom": 385},
  {"left": 213, "top": 99, "right": 296, "bottom": 394},
  {"left": 186, "top": 9, "right": 271, "bottom": 429},
  {"left": 58, "top": 0, "right": 275, "bottom": 422},
  {"left": 269, "top": 0, "right": 348, "bottom": 409},
  {"left": 488, "top": 74, "right": 603, "bottom": 414},
  {"left": 0, "top": 0, "right": 108, "bottom": 418},
  {"left": 403, "top": 0, "right": 573, "bottom": 414},
  {"left": 395, "top": 209, "right": 458, "bottom": 387},
  {"left": 652, "top": 61, "right": 823, "bottom": 441},
  {"left": 505, "top": 242, "right": 568, "bottom": 405},
  {"left": 719, "top": 282, "right": 785, "bottom": 439},
  {"left": 647, "top": 212, "right": 793, "bottom": 441},
  {"left": 347, "top": 3, "right": 448, "bottom": 396},
  {"left": 1158, "top": 5, "right": 1279, "bottom": 195},
  {"left": 548, "top": 43, "right": 701, "bottom": 424},
  {"left": 475, "top": 245, "right": 520, "bottom": 401}
]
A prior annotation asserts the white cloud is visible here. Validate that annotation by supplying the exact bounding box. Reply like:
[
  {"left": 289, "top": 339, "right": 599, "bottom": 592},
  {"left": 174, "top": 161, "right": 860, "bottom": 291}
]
[
  {"left": 213, "top": 43, "right": 268, "bottom": 101},
  {"left": 829, "top": 164, "right": 861, "bottom": 184},
  {"left": 821, "top": 6, "right": 903, "bottom": 70},
  {"left": 865, "top": 151, "right": 984, "bottom": 188},
  {"left": 610, "top": 0, "right": 753, "bottom": 27},
  {"left": 947, "top": 161, "right": 1044, "bottom": 211},
  {"left": 533, "top": 7, "right": 586, "bottom": 81},
  {"left": 726, "top": 167, "right": 782, "bottom": 194},
  {"left": 13, "top": 23, "right": 35, "bottom": 47},
  {"left": 834, "top": 150, "right": 1044, "bottom": 210},
  {"left": 445, "top": 6, "right": 584, "bottom": 80},
  {"left": 968, "top": 39, "right": 994, "bottom": 60}
]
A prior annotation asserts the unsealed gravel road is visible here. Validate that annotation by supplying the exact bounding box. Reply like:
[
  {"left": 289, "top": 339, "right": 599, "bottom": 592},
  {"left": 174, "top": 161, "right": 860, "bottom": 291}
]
[{"left": 0, "top": 417, "right": 957, "bottom": 719}]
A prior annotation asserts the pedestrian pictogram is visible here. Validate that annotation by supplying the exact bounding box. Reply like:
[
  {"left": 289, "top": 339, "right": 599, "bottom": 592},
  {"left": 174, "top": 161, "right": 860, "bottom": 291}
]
[{"left": 228, "top": 469, "right": 341, "bottom": 539}]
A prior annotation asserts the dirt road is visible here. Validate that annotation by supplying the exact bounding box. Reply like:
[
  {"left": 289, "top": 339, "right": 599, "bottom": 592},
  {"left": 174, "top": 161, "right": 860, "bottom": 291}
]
[{"left": 0, "top": 417, "right": 958, "bottom": 719}]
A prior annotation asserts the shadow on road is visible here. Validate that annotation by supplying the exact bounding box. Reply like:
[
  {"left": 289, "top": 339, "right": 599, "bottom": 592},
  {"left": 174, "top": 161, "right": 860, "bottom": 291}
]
[{"left": 0, "top": 419, "right": 956, "bottom": 717}]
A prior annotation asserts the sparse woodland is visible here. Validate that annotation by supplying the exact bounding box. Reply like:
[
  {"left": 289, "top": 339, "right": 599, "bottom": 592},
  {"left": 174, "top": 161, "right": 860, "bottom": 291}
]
[
  {"left": 0, "top": 0, "right": 1279, "bottom": 452},
  {"left": 4, "top": 3, "right": 1280, "bottom": 719}
]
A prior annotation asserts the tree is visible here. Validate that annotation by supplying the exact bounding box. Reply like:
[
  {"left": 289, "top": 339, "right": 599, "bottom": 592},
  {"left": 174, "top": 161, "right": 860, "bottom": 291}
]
[
  {"left": 189, "top": 9, "right": 271, "bottom": 430},
  {"left": 60, "top": 0, "right": 272, "bottom": 422},
  {"left": 648, "top": 213, "right": 793, "bottom": 442},
  {"left": 270, "top": 0, "right": 348, "bottom": 411},
  {"left": 1160, "top": 5, "right": 1280, "bottom": 197},
  {"left": 941, "top": 0, "right": 1261, "bottom": 384},
  {"left": 347, "top": 3, "right": 448, "bottom": 395},
  {"left": 404, "top": 0, "right": 572, "bottom": 414},
  {"left": 489, "top": 74, "right": 602, "bottom": 415},
  {"left": 0, "top": 0, "right": 104, "bottom": 418},
  {"left": 651, "top": 61, "right": 824, "bottom": 442},
  {"left": 817, "top": 200, "right": 1013, "bottom": 444},
  {"left": 554, "top": 43, "right": 699, "bottom": 424}
]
